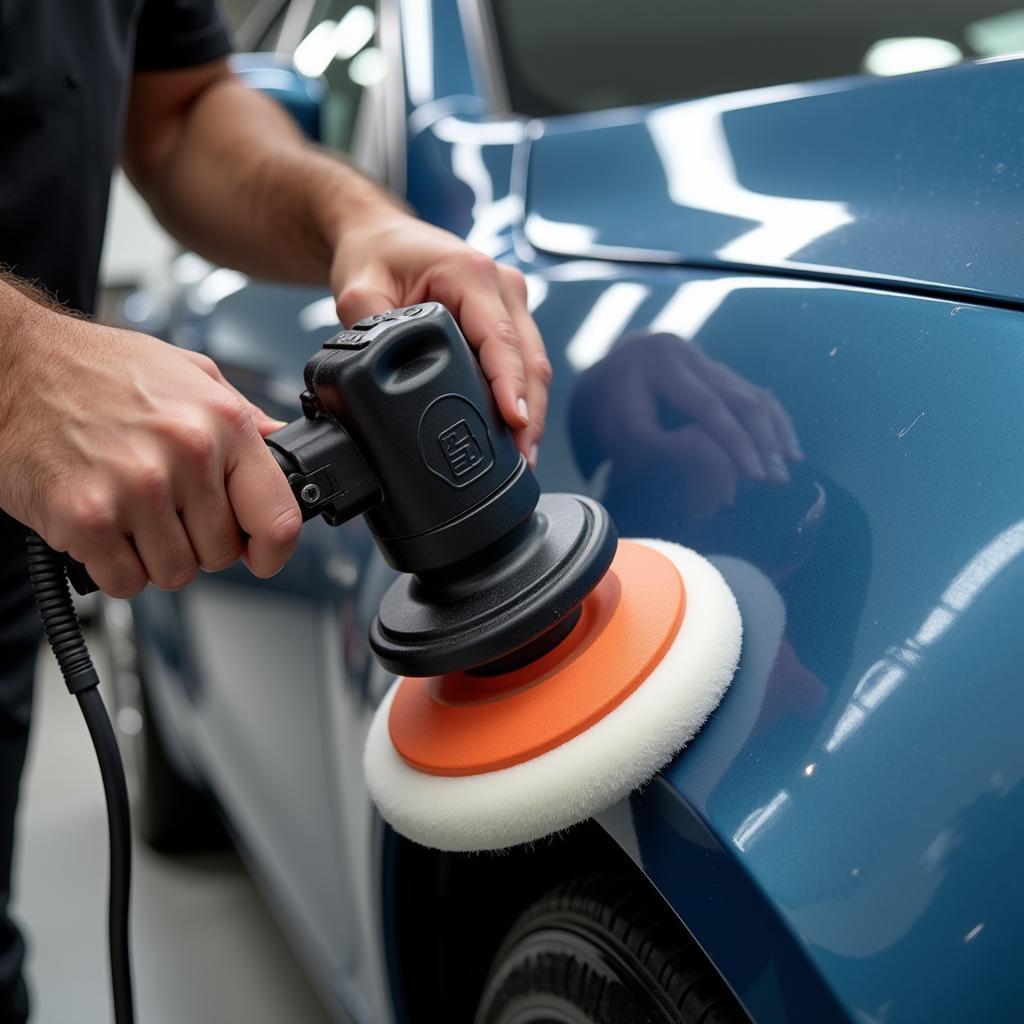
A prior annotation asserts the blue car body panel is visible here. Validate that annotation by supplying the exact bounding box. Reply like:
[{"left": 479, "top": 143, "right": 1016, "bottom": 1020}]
[
  {"left": 524, "top": 59, "right": 1024, "bottom": 306},
  {"left": 506, "top": 268, "right": 1024, "bottom": 1024},
  {"left": 127, "top": 3, "right": 1024, "bottom": 1020}
]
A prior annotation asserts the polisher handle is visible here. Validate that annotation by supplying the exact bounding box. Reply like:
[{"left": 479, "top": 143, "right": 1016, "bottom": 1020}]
[
  {"left": 64, "top": 556, "right": 100, "bottom": 596},
  {"left": 58, "top": 420, "right": 364, "bottom": 596}
]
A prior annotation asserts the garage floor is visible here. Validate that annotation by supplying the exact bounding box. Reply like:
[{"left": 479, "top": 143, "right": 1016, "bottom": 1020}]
[{"left": 14, "top": 632, "right": 334, "bottom": 1024}]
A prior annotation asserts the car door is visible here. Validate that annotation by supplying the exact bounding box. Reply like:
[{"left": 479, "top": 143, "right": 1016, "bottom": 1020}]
[{"left": 159, "top": 0, "right": 391, "bottom": 1001}]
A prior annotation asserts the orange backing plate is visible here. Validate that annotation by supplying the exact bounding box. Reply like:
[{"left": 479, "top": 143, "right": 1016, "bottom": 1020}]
[{"left": 388, "top": 540, "right": 686, "bottom": 776}]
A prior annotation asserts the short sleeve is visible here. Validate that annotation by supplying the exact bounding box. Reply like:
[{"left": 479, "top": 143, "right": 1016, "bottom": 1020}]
[{"left": 134, "top": 0, "right": 234, "bottom": 72}]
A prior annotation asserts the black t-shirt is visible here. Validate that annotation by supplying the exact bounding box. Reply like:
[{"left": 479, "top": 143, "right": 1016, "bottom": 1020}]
[{"left": 0, "top": 0, "right": 233, "bottom": 315}]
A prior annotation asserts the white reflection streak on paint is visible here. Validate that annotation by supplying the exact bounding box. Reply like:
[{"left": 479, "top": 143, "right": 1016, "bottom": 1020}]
[
  {"left": 913, "top": 606, "right": 955, "bottom": 647},
  {"left": 442, "top": 117, "right": 527, "bottom": 256},
  {"left": 733, "top": 790, "right": 789, "bottom": 851},
  {"left": 299, "top": 296, "right": 339, "bottom": 332},
  {"left": 525, "top": 214, "right": 598, "bottom": 253},
  {"left": 194, "top": 268, "right": 247, "bottom": 309},
  {"left": 648, "top": 277, "right": 830, "bottom": 339},
  {"left": 433, "top": 116, "right": 526, "bottom": 146},
  {"left": 450, "top": 143, "right": 522, "bottom": 257},
  {"left": 824, "top": 705, "right": 868, "bottom": 754},
  {"left": 566, "top": 283, "right": 650, "bottom": 370},
  {"left": 824, "top": 518, "right": 1024, "bottom": 753},
  {"left": 401, "top": 0, "right": 434, "bottom": 106},
  {"left": 647, "top": 84, "right": 853, "bottom": 265},
  {"left": 466, "top": 196, "right": 522, "bottom": 256},
  {"left": 942, "top": 520, "right": 1024, "bottom": 611},
  {"left": 524, "top": 275, "right": 549, "bottom": 312}
]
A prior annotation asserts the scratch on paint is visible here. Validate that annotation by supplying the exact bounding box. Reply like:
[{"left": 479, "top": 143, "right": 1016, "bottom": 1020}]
[{"left": 897, "top": 412, "right": 925, "bottom": 439}]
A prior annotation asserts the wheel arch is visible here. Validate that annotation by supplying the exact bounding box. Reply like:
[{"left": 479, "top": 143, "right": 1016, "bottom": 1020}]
[{"left": 384, "top": 818, "right": 747, "bottom": 1022}]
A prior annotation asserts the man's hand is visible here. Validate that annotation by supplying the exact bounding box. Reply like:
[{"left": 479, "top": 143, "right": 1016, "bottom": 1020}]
[
  {"left": 124, "top": 62, "right": 551, "bottom": 463},
  {"left": 0, "top": 295, "right": 301, "bottom": 597},
  {"left": 330, "top": 210, "right": 551, "bottom": 466}
]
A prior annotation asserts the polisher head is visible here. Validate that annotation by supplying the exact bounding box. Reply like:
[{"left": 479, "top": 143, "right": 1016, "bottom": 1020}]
[{"left": 363, "top": 538, "right": 742, "bottom": 852}]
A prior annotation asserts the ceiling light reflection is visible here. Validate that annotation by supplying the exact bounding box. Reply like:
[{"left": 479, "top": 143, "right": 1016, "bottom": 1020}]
[
  {"left": 863, "top": 37, "right": 963, "bottom": 77},
  {"left": 401, "top": 0, "right": 434, "bottom": 105},
  {"left": 294, "top": 6, "right": 375, "bottom": 78},
  {"left": 941, "top": 520, "right": 1024, "bottom": 611},
  {"left": 967, "top": 9, "right": 1024, "bottom": 57},
  {"left": 733, "top": 790, "right": 790, "bottom": 851},
  {"left": 566, "top": 282, "right": 649, "bottom": 370},
  {"left": 649, "top": 276, "right": 829, "bottom": 339},
  {"left": 349, "top": 46, "right": 385, "bottom": 87},
  {"left": 523, "top": 274, "right": 549, "bottom": 313},
  {"left": 824, "top": 518, "right": 1024, "bottom": 753},
  {"left": 298, "top": 296, "right": 339, "bottom": 332},
  {"left": 193, "top": 268, "right": 247, "bottom": 311},
  {"left": 525, "top": 214, "right": 597, "bottom": 254},
  {"left": 647, "top": 84, "right": 853, "bottom": 266}
]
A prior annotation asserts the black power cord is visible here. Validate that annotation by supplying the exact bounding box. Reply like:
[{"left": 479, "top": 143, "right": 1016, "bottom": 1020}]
[{"left": 25, "top": 533, "right": 136, "bottom": 1024}]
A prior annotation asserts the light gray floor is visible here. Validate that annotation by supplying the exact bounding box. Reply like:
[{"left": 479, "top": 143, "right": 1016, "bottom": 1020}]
[{"left": 14, "top": 633, "right": 334, "bottom": 1024}]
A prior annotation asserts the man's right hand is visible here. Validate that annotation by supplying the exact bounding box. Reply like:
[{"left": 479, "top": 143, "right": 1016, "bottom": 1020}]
[{"left": 0, "top": 299, "right": 301, "bottom": 597}]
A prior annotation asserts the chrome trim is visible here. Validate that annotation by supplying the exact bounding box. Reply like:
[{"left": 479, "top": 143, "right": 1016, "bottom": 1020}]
[{"left": 379, "top": 0, "right": 408, "bottom": 195}]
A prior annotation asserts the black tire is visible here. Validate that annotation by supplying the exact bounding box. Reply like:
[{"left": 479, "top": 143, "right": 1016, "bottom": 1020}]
[
  {"left": 99, "top": 598, "right": 226, "bottom": 853},
  {"left": 475, "top": 877, "right": 747, "bottom": 1024}
]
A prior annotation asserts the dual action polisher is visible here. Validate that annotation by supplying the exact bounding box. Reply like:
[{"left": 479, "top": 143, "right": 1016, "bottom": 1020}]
[
  {"left": 264, "top": 302, "right": 743, "bottom": 851},
  {"left": 56, "top": 301, "right": 743, "bottom": 854},
  {"left": 37, "top": 302, "right": 741, "bottom": 1023}
]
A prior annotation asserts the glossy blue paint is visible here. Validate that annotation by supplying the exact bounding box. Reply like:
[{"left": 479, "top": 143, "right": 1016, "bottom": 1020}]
[
  {"left": 525, "top": 59, "right": 1024, "bottom": 306},
  {"left": 124, "top": 3, "right": 1024, "bottom": 1020},
  {"left": 517, "top": 265, "right": 1024, "bottom": 1023}
]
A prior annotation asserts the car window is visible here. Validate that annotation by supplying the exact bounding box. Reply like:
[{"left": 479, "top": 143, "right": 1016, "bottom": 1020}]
[
  {"left": 291, "top": 0, "right": 385, "bottom": 153},
  {"left": 488, "top": 0, "right": 1024, "bottom": 115}
]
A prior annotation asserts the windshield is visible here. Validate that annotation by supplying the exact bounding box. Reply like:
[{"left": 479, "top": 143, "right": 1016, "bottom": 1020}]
[{"left": 488, "top": 0, "right": 1024, "bottom": 115}]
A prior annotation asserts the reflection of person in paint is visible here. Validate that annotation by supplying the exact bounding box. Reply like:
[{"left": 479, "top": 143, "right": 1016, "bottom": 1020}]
[
  {"left": 570, "top": 331, "right": 803, "bottom": 522},
  {"left": 568, "top": 328, "right": 873, "bottom": 732}
]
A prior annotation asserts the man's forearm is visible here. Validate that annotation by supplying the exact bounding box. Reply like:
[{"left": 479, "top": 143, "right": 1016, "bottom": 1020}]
[
  {"left": 126, "top": 72, "right": 401, "bottom": 285},
  {"left": 0, "top": 275, "right": 62, "bottom": 434},
  {"left": 123, "top": 61, "right": 551, "bottom": 459}
]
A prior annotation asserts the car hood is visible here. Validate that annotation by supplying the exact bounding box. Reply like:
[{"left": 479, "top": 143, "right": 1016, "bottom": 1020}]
[{"left": 524, "top": 58, "right": 1024, "bottom": 305}]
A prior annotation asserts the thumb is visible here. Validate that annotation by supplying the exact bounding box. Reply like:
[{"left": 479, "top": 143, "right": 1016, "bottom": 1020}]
[{"left": 335, "top": 276, "right": 399, "bottom": 327}]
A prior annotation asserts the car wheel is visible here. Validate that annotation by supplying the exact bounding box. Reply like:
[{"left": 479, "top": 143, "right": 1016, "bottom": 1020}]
[
  {"left": 98, "top": 597, "right": 226, "bottom": 853},
  {"left": 475, "top": 877, "right": 746, "bottom": 1024}
]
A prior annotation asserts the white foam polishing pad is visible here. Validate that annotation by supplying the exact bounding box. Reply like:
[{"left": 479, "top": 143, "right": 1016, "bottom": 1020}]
[{"left": 363, "top": 539, "right": 742, "bottom": 852}]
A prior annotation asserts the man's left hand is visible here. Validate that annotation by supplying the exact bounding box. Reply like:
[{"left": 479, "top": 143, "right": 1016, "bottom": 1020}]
[{"left": 330, "top": 210, "right": 550, "bottom": 466}]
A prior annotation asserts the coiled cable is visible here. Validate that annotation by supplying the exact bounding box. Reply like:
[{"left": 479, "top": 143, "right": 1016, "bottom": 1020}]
[{"left": 25, "top": 532, "right": 135, "bottom": 1024}]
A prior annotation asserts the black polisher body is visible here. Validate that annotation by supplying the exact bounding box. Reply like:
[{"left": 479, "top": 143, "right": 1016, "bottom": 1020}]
[{"left": 267, "top": 302, "right": 617, "bottom": 677}]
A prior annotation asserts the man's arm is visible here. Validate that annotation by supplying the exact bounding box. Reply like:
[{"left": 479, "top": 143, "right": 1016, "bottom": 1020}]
[{"left": 123, "top": 63, "right": 550, "bottom": 463}]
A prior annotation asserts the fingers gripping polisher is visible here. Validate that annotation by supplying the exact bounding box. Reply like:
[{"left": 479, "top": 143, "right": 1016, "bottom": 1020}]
[{"left": 264, "top": 303, "right": 742, "bottom": 851}]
